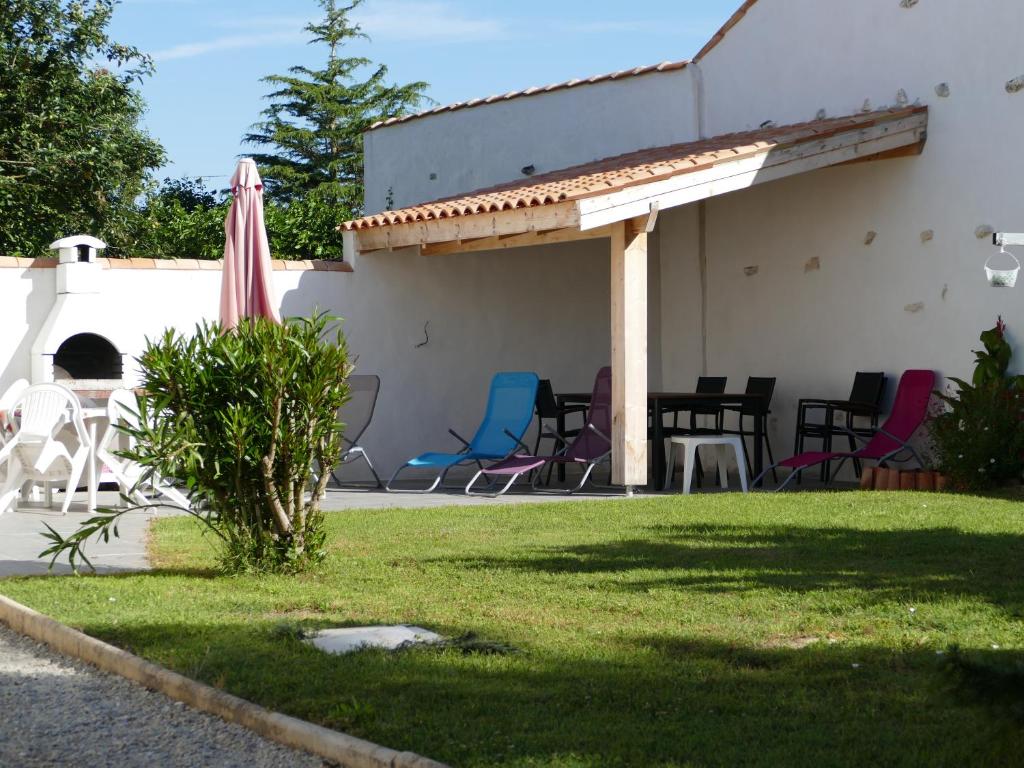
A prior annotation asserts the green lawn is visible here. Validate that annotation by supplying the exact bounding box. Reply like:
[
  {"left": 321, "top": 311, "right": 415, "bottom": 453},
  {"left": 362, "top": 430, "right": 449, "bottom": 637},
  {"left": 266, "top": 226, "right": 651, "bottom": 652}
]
[{"left": 3, "top": 492, "right": 1024, "bottom": 766}]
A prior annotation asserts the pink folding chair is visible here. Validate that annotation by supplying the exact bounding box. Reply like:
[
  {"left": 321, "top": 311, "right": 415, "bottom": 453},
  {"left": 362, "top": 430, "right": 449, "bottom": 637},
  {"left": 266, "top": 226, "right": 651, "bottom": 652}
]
[{"left": 754, "top": 369, "right": 935, "bottom": 491}]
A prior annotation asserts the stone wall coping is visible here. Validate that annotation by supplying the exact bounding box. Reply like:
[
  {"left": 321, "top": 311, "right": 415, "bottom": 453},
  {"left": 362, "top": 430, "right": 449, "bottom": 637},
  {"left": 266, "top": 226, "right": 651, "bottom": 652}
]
[{"left": 0, "top": 257, "right": 352, "bottom": 272}]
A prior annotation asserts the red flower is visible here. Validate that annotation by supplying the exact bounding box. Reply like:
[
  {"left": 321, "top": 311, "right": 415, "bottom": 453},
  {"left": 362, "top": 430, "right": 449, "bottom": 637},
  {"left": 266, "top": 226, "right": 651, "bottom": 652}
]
[{"left": 996, "top": 315, "right": 1006, "bottom": 339}]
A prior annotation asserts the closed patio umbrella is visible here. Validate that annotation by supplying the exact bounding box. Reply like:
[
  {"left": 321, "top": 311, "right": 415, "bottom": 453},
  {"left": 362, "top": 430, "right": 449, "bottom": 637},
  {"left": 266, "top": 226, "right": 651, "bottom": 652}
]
[{"left": 219, "top": 158, "right": 281, "bottom": 329}]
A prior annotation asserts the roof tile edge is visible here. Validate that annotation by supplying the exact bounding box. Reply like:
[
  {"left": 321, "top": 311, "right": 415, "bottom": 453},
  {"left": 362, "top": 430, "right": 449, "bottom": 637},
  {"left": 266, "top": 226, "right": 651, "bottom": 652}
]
[
  {"left": 368, "top": 60, "right": 688, "bottom": 131},
  {"left": 694, "top": 0, "right": 761, "bottom": 61}
]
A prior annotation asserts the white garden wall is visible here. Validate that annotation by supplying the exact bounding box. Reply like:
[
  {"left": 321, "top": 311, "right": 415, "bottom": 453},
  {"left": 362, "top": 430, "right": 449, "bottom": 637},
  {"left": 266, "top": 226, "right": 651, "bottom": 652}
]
[{"left": 0, "top": 245, "right": 614, "bottom": 479}]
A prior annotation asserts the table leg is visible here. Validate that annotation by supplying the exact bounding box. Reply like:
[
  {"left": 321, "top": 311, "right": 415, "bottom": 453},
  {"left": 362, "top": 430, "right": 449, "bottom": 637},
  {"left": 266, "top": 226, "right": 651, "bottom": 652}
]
[
  {"left": 753, "top": 405, "right": 764, "bottom": 489},
  {"left": 87, "top": 421, "right": 97, "bottom": 513},
  {"left": 651, "top": 398, "right": 665, "bottom": 490}
]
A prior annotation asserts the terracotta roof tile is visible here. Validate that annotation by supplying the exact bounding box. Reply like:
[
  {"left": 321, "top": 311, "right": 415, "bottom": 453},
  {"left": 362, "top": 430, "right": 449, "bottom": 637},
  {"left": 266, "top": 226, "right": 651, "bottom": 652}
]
[
  {"left": 368, "top": 60, "right": 688, "bottom": 130},
  {"left": 344, "top": 107, "right": 925, "bottom": 231}
]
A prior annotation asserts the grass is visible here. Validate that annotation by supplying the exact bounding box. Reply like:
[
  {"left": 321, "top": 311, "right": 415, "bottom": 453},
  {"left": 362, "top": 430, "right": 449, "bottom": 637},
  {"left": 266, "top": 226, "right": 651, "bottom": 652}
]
[{"left": 3, "top": 491, "right": 1024, "bottom": 766}]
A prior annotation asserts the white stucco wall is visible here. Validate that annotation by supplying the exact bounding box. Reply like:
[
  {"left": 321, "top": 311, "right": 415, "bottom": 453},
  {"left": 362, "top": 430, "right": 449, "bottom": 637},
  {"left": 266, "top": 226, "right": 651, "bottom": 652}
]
[
  {"left": 0, "top": 264, "right": 350, "bottom": 392},
  {"left": 363, "top": 68, "right": 698, "bottom": 212},
  {"left": 0, "top": 245, "right": 613, "bottom": 479},
  {"left": 339, "top": 241, "right": 612, "bottom": 477},
  {"left": 666, "top": 0, "right": 1024, "bottom": 469}
]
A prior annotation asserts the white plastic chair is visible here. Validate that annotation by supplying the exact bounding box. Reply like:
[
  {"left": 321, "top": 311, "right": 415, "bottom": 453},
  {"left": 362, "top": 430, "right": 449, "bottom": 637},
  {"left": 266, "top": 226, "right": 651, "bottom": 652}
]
[
  {"left": 0, "top": 383, "right": 91, "bottom": 515},
  {"left": 95, "top": 389, "right": 190, "bottom": 510},
  {"left": 0, "top": 378, "right": 29, "bottom": 444}
]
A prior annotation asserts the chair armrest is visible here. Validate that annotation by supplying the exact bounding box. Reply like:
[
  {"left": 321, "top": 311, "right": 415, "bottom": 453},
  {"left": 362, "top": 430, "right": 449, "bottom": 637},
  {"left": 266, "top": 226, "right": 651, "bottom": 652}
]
[
  {"left": 543, "top": 427, "right": 570, "bottom": 447},
  {"left": 503, "top": 429, "right": 533, "bottom": 456},
  {"left": 797, "top": 398, "right": 832, "bottom": 415},
  {"left": 832, "top": 400, "right": 881, "bottom": 416},
  {"left": 448, "top": 428, "right": 472, "bottom": 453},
  {"left": 587, "top": 423, "right": 612, "bottom": 444},
  {"left": 557, "top": 404, "right": 588, "bottom": 417}
]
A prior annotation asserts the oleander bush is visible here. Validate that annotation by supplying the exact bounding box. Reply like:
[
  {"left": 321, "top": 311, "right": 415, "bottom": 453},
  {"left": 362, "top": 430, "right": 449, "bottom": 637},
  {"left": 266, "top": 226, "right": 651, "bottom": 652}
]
[{"left": 45, "top": 313, "right": 351, "bottom": 573}]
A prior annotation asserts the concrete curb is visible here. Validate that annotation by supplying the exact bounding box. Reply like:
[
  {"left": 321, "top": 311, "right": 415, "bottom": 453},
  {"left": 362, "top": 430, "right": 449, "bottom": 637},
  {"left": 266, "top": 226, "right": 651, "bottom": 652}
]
[{"left": 0, "top": 594, "right": 447, "bottom": 768}]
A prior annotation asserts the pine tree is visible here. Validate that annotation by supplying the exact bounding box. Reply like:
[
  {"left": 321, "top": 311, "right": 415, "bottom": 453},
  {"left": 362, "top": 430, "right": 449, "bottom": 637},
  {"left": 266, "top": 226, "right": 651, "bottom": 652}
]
[{"left": 243, "top": 0, "right": 428, "bottom": 215}]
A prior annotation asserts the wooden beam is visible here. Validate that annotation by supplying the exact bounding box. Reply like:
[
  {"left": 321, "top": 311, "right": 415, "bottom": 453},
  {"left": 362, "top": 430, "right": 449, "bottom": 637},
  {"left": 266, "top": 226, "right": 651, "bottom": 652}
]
[
  {"left": 420, "top": 225, "right": 613, "bottom": 256},
  {"left": 352, "top": 201, "right": 580, "bottom": 252},
  {"left": 835, "top": 140, "right": 925, "bottom": 167},
  {"left": 577, "top": 111, "right": 928, "bottom": 230},
  {"left": 610, "top": 220, "right": 648, "bottom": 489}
]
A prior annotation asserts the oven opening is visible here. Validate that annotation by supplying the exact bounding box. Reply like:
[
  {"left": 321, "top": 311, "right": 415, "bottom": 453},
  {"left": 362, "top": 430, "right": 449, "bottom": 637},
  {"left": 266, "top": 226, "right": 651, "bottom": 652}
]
[{"left": 53, "top": 333, "right": 123, "bottom": 380}]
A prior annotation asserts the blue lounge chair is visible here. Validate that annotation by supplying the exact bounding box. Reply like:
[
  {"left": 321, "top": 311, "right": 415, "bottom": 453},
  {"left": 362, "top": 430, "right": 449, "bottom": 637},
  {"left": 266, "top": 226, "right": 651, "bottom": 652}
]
[{"left": 386, "top": 372, "right": 540, "bottom": 492}]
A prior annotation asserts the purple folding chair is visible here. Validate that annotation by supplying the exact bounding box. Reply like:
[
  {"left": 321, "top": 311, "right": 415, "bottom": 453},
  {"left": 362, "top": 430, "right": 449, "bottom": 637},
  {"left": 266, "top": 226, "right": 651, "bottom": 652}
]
[
  {"left": 465, "top": 367, "right": 612, "bottom": 497},
  {"left": 753, "top": 369, "right": 935, "bottom": 491}
]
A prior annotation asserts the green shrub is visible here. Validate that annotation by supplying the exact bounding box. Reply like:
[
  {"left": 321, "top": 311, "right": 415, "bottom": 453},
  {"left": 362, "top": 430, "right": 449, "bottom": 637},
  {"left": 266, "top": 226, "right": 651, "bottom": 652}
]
[
  {"left": 930, "top": 318, "right": 1024, "bottom": 491},
  {"left": 44, "top": 313, "right": 351, "bottom": 573}
]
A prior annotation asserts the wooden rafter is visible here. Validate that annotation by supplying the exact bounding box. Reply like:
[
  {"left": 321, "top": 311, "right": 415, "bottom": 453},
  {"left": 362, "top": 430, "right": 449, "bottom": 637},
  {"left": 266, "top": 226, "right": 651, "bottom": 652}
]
[{"left": 420, "top": 225, "right": 612, "bottom": 256}]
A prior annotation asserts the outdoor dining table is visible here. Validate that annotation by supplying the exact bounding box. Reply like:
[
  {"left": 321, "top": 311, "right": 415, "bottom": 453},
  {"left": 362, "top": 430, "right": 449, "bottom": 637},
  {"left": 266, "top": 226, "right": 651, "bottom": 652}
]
[{"left": 555, "top": 391, "right": 770, "bottom": 490}]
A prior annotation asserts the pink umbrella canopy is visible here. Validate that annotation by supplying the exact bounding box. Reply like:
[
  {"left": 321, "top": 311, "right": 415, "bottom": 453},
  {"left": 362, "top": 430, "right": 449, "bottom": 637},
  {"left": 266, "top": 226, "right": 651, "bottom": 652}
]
[{"left": 219, "top": 158, "right": 281, "bottom": 329}]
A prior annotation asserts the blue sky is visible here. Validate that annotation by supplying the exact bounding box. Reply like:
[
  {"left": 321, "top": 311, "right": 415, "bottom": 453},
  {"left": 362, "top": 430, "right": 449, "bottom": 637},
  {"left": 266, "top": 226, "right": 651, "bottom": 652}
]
[{"left": 111, "top": 0, "right": 741, "bottom": 182}]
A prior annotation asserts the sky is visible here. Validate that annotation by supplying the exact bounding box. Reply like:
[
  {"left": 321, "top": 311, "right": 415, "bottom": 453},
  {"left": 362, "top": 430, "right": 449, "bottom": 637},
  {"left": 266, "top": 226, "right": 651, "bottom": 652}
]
[{"left": 110, "top": 0, "right": 742, "bottom": 182}]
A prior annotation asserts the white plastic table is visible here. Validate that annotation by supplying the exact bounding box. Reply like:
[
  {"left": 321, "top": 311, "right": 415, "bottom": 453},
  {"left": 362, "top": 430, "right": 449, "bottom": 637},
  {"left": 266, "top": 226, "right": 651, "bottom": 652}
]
[{"left": 81, "top": 407, "right": 107, "bottom": 513}]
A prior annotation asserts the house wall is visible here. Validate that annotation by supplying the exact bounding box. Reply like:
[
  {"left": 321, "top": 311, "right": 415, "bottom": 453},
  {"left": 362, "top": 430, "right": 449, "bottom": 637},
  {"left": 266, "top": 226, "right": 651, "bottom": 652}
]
[
  {"left": 680, "top": 0, "right": 1024, "bottom": 470},
  {"left": 363, "top": 68, "right": 698, "bottom": 212},
  {"left": 0, "top": 246, "right": 612, "bottom": 479}
]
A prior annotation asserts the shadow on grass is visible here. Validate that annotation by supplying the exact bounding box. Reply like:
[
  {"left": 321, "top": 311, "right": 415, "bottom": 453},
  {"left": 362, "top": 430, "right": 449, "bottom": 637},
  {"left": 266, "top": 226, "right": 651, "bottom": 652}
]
[
  {"left": 443, "top": 523, "right": 1024, "bottom": 610},
  {"left": 75, "top": 619, "right": 1024, "bottom": 767}
]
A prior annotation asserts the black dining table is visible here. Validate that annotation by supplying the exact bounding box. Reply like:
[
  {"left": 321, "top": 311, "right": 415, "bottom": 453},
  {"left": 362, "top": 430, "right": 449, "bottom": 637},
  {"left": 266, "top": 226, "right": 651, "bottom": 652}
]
[{"left": 555, "top": 391, "right": 771, "bottom": 490}]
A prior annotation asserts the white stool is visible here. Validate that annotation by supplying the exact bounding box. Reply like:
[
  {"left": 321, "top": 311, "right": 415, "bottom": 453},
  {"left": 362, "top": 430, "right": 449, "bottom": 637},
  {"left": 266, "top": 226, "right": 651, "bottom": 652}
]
[{"left": 664, "top": 435, "right": 749, "bottom": 494}]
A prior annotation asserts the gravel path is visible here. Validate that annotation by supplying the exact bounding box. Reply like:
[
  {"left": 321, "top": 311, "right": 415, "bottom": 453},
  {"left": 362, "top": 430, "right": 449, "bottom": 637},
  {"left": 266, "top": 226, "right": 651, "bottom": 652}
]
[{"left": 0, "top": 624, "right": 331, "bottom": 768}]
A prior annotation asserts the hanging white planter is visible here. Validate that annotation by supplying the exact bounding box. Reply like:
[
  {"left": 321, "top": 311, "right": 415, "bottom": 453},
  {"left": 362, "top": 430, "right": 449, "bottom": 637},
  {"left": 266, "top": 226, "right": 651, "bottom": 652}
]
[{"left": 985, "top": 246, "right": 1020, "bottom": 288}]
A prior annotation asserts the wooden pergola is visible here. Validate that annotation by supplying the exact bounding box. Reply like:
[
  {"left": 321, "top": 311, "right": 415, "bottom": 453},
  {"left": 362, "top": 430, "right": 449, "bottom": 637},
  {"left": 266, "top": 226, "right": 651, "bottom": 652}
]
[{"left": 343, "top": 106, "right": 928, "bottom": 491}]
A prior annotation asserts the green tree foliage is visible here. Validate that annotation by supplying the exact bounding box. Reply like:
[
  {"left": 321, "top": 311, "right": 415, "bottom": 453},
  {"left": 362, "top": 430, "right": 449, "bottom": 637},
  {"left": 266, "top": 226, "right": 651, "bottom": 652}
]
[
  {"left": 0, "top": 0, "right": 165, "bottom": 256},
  {"left": 132, "top": 177, "right": 348, "bottom": 261},
  {"left": 930, "top": 317, "right": 1024, "bottom": 491},
  {"left": 243, "top": 0, "right": 428, "bottom": 216},
  {"left": 129, "top": 177, "right": 228, "bottom": 260}
]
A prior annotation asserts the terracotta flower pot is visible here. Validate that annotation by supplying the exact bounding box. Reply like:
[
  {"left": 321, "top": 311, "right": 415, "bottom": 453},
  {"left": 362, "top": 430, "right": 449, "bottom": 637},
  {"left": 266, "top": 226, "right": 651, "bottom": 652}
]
[
  {"left": 860, "top": 467, "right": 875, "bottom": 490},
  {"left": 934, "top": 472, "right": 949, "bottom": 492},
  {"left": 899, "top": 471, "right": 916, "bottom": 491},
  {"left": 874, "top": 467, "right": 890, "bottom": 490},
  {"left": 916, "top": 470, "right": 935, "bottom": 491},
  {"left": 887, "top": 468, "right": 901, "bottom": 491}
]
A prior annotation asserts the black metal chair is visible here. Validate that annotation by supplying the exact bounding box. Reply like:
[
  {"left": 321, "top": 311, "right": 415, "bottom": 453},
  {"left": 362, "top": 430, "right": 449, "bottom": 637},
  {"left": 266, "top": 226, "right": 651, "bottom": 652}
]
[
  {"left": 721, "top": 376, "right": 777, "bottom": 483},
  {"left": 794, "top": 371, "right": 887, "bottom": 482},
  {"left": 664, "top": 376, "right": 728, "bottom": 436},
  {"left": 535, "top": 379, "right": 587, "bottom": 484}
]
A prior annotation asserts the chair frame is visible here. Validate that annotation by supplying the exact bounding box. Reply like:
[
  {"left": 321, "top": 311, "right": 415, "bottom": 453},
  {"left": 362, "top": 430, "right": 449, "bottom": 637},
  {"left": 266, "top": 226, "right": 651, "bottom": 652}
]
[
  {"left": 329, "top": 374, "right": 383, "bottom": 489},
  {"left": 720, "top": 376, "right": 778, "bottom": 483},
  {"left": 386, "top": 373, "right": 540, "bottom": 493},
  {"left": 94, "top": 389, "right": 190, "bottom": 510},
  {"left": 757, "top": 425, "right": 926, "bottom": 492},
  {"left": 0, "top": 383, "right": 91, "bottom": 516},
  {"left": 464, "top": 423, "right": 612, "bottom": 497},
  {"left": 755, "top": 370, "right": 932, "bottom": 491},
  {"left": 794, "top": 372, "right": 886, "bottom": 482}
]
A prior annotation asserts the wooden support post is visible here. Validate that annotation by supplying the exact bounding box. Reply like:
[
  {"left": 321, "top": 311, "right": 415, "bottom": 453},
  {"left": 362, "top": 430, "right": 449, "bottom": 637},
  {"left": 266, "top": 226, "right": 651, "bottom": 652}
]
[{"left": 610, "top": 219, "right": 648, "bottom": 489}]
